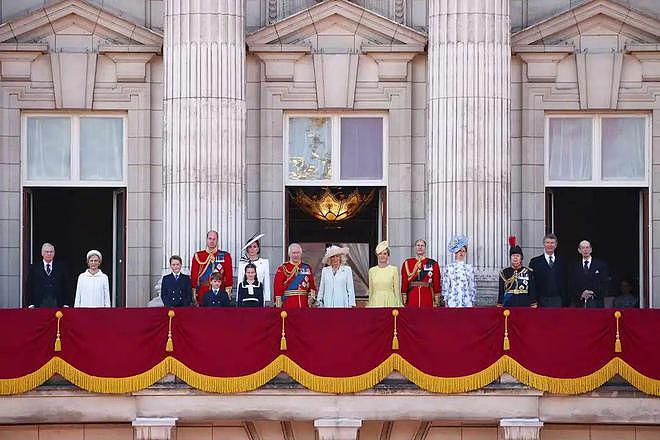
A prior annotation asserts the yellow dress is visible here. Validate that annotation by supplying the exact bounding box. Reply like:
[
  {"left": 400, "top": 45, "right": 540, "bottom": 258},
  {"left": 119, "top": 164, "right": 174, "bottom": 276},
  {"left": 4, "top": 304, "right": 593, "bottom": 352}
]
[{"left": 368, "top": 265, "right": 402, "bottom": 307}]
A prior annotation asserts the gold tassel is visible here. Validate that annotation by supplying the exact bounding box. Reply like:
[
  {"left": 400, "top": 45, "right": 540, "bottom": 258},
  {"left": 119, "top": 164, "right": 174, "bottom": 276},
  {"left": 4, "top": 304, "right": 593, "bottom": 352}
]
[
  {"left": 614, "top": 311, "right": 622, "bottom": 353},
  {"left": 166, "top": 310, "right": 175, "bottom": 352},
  {"left": 54, "top": 311, "right": 63, "bottom": 352},
  {"left": 391, "top": 309, "right": 400, "bottom": 350},
  {"left": 503, "top": 309, "right": 510, "bottom": 351},
  {"left": 280, "top": 311, "right": 288, "bottom": 351}
]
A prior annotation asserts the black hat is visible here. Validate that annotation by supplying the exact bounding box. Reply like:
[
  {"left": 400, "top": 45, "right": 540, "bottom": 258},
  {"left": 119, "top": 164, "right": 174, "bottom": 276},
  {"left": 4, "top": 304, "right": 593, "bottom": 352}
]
[{"left": 508, "top": 236, "right": 523, "bottom": 257}]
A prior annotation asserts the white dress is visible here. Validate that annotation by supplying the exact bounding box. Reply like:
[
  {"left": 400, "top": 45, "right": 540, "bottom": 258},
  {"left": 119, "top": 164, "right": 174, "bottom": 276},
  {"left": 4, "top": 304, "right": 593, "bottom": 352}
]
[
  {"left": 317, "top": 265, "right": 355, "bottom": 308},
  {"left": 75, "top": 270, "right": 111, "bottom": 307},
  {"left": 441, "top": 261, "right": 477, "bottom": 307},
  {"left": 237, "top": 258, "right": 271, "bottom": 303}
]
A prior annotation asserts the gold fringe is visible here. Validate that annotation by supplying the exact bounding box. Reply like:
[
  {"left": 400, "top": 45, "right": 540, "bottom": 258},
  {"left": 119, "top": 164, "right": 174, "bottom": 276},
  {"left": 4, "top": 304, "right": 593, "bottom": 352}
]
[
  {"left": 614, "top": 311, "right": 622, "bottom": 353},
  {"left": 280, "top": 311, "right": 288, "bottom": 351},
  {"left": 0, "top": 358, "right": 58, "bottom": 395},
  {"left": 54, "top": 311, "right": 63, "bottom": 352},
  {"left": 616, "top": 357, "right": 660, "bottom": 396},
  {"left": 502, "top": 309, "right": 510, "bottom": 351},
  {"left": 391, "top": 309, "right": 399, "bottom": 350},
  {"left": 166, "top": 310, "right": 175, "bottom": 352}
]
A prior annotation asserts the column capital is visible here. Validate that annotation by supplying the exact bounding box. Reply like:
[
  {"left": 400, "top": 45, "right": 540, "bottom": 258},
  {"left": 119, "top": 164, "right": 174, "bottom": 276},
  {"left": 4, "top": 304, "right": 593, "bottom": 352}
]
[
  {"left": 132, "top": 417, "right": 178, "bottom": 440},
  {"left": 314, "top": 418, "right": 362, "bottom": 440},
  {"left": 499, "top": 418, "right": 543, "bottom": 440}
]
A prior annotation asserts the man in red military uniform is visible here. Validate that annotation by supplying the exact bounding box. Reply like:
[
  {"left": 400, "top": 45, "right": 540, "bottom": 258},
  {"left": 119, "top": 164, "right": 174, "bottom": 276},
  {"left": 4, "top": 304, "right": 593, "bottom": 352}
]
[
  {"left": 274, "top": 243, "right": 317, "bottom": 309},
  {"left": 191, "top": 230, "right": 233, "bottom": 304},
  {"left": 401, "top": 239, "right": 441, "bottom": 308}
]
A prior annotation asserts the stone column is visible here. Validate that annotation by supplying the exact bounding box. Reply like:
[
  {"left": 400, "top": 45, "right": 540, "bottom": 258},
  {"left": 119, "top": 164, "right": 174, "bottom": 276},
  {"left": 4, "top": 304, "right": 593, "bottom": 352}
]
[
  {"left": 163, "top": 0, "right": 246, "bottom": 274},
  {"left": 499, "top": 418, "right": 543, "bottom": 440},
  {"left": 132, "top": 417, "right": 177, "bottom": 440},
  {"left": 314, "top": 418, "right": 362, "bottom": 440},
  {"left": 427, "top": 0, "right": 511, "bottom": 303}
]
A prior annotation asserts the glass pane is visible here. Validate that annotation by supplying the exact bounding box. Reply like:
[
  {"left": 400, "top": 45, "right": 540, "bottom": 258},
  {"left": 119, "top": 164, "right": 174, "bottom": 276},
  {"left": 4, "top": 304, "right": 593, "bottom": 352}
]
[
  {"left": 340, "top": 117, "right": 383, "bottom": 180},
  {"left": 26, "top": 117, "right": 71, "bottom": 181},
  {"left": 602, "top": 117, "right": 646, "bottom": 181},
  {"left": 548, "top": 118, "right": 592, "bottom": 181},
  {"left": 288, "top": 117, "right": 332, "bottom": 181},
  {"left": 80, "top": 117, "right": 124, "bottom": 181}
]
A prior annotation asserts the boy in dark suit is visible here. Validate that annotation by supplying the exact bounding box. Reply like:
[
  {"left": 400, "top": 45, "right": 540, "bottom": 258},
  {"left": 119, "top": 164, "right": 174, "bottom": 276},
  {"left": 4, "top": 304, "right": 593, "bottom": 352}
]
[
  {"left": 571, "top": 240, "right": 609, "bottom": 308},
  {"left": 161, "top": 255, "right": 193, "bottom": 307},
  {"left": 27, "top": 243, "right": 70, "bottom": 308},
  {"left": 528, "top": 233, "right": 568, "bottom": 307},
  {"left": 201, "top": 272, "right": 233, "bottom": 307}
]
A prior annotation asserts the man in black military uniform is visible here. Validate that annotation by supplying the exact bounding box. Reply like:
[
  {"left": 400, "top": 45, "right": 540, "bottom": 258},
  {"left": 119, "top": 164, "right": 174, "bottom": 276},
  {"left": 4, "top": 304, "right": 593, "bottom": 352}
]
[{"left": 498, "top": 237, "right": 538, "bottom": 308}]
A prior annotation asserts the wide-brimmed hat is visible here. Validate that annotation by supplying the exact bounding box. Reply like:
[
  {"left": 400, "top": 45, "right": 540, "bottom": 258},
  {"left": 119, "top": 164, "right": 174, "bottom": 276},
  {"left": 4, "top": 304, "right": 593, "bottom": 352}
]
[
  {"left": 375, "top": 240, "right": 389, "bottom": 255},
  {"left": 448, "top": 234, "right": 469, "bottom": 254},
  {"left": 322, "top": 245, "right": 349, "bottom": 265},
  {"left": 241, "top": 233, "right": 264, "bottom": 252}
]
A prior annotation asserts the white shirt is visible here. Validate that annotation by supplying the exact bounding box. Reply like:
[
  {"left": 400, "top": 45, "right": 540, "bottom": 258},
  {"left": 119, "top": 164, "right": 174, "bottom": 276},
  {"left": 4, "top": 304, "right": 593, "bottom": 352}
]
[
  {"left": 317, "top": 265, "right": 355, "bottom": 308},
  {"left": 545, "top": 253, "right": 555, "bottom": 265},
  {"left": 237, "top": 258, "right": 271, "bottom": 302},
  {"left": 43, "top": 260, "right": 54, "bottom": 273},
  {"left": 75, "top": 270, "right": 111, "bottom": 307},
  {"left": 582, "top": 257, "right": 592, "bottom": 269}
]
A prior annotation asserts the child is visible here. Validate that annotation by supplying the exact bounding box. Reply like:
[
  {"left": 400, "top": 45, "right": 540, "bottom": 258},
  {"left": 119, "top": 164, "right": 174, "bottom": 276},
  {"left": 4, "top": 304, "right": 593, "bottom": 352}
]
[
  {"left": 201, "top": 272, "right": 232, "bottom": 307},
  {"left": 160, "top": 255, "right": 193, "bottom": 307},
  {"left": 236, "top": 263, "right": 264, "bottom": 307}
]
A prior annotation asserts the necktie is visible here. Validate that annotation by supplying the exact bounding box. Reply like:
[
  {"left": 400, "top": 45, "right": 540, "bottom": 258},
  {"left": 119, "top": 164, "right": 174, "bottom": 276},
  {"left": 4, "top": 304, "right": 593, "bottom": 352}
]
[
  {"left": 583, "top": 260, "right": 589, "bottom": 272},
  {"left": 174, "top": 274, "right": 179, "bottom": 281},
  {"left": 46, "top": 263, "right": 51, "bottom": 276},
  {"left": 548, "top": 256, "right": 554, "bottom": 268}
]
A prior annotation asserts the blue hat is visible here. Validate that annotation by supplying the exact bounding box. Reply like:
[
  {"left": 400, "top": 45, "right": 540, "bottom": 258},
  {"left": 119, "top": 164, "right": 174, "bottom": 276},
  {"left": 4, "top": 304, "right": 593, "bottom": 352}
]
[{"left": 448, "top": 235, "right": 469, "bottom": 254}]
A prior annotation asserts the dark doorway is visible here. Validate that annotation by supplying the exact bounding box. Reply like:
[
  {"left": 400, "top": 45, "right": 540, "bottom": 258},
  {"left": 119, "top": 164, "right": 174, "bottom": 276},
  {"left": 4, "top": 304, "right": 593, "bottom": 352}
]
[
  {"left": 23, "top": 187, "right": 125, "bottom": 307},
  {"left": 549, "top": 188, "right": 644, "bottom": 306}
]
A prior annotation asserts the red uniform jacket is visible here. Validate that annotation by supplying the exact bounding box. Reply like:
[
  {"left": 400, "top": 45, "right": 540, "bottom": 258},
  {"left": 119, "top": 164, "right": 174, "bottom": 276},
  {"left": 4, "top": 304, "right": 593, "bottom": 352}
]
[
  {"left": 274, "top": 261, "right": 316, "bottom": 309},
  {"left": 401, "top": 257, "right": 441, "bottom": 308},
  {"left": 190, "top": 248, "right": 233, "bottom": 302}
]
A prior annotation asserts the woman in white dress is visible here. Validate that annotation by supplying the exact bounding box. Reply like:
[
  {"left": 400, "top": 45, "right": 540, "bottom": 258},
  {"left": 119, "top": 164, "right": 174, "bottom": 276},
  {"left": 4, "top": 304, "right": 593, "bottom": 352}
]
[
  {"left": 237, "top": 233, "right": 271, "bottom": 306},
  {"left": 441, "top": 235, "right": 477, "bottom": 307},
  {"left": 317, "top": 245, "right": 356, "bottom": 308},
  {"left": 74, "top": 250, "right": 111, "bottom": 307}
]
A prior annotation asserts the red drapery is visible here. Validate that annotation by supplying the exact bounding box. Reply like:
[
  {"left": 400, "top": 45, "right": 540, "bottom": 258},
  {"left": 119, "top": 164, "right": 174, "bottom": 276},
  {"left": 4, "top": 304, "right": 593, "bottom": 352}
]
[{"left": 1, "top": 308, "right": 658, "bottom": 395}]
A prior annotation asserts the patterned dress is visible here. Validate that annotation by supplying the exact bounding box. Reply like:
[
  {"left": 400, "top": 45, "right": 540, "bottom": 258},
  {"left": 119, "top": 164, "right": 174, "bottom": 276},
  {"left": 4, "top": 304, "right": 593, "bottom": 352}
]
[{"left": 441, "top": 261, "right": 477, "bottom": 307}]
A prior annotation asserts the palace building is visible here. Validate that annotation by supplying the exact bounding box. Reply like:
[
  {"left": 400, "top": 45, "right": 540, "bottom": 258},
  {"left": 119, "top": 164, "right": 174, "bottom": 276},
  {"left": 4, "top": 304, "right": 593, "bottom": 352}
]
[{"left": 1, "top": 1, "right": 660, "bottom": 439}]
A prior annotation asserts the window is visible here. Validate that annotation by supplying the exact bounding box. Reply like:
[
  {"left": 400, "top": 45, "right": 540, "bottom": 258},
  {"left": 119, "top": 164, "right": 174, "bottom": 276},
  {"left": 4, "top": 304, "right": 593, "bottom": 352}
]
[
  {"left": 285, "top": 114, "right": 387, "bottom": 185},
  {"left": 23, "top": 113, "right": 126, "bottom": 186},
  {"left": 545, "top": 114, "right": 649, "bottom": 186}
]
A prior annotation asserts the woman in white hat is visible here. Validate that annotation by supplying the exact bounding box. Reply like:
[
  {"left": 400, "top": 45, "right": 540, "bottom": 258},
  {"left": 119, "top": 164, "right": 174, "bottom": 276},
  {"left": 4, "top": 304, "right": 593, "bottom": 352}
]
[
  {"left": 237, "top": 233, "right": 271, "bottom": 305},
  {"left": 74, "top": 250, "right": 111, "bottom": 307},
  {"left": 317, "top": 245, "right": 355, "bottom": 308},
  {"left": 441, "top": 235, "right": 477, "bottom": 307},
  {"left": 368, "top": 241, "right": 402, "bottom": 307}
]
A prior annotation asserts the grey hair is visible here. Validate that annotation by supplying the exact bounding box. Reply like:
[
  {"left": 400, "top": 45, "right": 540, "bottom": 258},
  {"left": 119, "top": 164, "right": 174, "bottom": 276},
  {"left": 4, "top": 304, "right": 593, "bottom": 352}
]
[
  {"left": 41, "top": 243, "right": 55, "bottom": 252},
  {"left": 288, "top": 243, "right": 302, "bottom": 255}
]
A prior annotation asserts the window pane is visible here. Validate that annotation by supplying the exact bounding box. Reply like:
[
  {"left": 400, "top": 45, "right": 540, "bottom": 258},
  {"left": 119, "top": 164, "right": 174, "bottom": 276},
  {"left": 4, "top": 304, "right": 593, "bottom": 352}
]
[
  {"left": 548, "top": 118, "right": 592, "bottom": 181},
  {"left": 602, "top": 117, "right": 646, "bottom": 181},
  {"left": 340, "top": 117, "right": 383, "bottom": 180},
  {"left": 288, "top": 117, "right": 332, "bottom": 180},
  {"left": 26, "top": 117, "right": 71, "bottom": 180},
  {"left": 80, "top": 117, "right": 123, "bottom": 181}
]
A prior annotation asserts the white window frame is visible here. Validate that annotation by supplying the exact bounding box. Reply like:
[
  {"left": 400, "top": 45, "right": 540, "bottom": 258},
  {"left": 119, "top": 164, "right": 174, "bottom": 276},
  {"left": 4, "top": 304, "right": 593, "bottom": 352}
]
[
  {"left": 544, "top": 113, "right": 651, "bottom": 187},
  {"left": 21, "top": 111, "right": 128, "bottom": 187},
  {"left": 283, "top": 112, "right": 388, "bottom": 186}
]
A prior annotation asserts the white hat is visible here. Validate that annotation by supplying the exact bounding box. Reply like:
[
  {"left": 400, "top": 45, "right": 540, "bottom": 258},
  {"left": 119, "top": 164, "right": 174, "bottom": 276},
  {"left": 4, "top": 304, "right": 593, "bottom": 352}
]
[
  {"left": 322, "top": 245, "right": 349, "bottom": 265},
  {"left": 375, "top": 240, "right": 389, "bottom": 255},
  {"left": 86, "top": 249, "right": 102, "bottom": 262},
  {"left": 241, "top": 233, "right": 264, "bottom": 252}
]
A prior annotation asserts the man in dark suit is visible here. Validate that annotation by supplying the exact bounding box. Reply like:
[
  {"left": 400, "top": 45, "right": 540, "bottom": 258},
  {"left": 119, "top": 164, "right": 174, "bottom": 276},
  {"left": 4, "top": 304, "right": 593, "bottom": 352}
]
[
  {"left": 529, "top": 233, "right": 568, "bottom": 307},
  {"left": 571, "top": 240, "right": 609, "bottom": 308},
  {"left": 161, "top": 255, "right": 194, "bottom": 307},
  {"left": 26, "top": 243, "right": 70, "bottom": 308}
]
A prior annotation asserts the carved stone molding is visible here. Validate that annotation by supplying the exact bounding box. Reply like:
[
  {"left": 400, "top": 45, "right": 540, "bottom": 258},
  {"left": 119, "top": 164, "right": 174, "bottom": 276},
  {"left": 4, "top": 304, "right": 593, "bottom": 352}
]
[
  {"left": 314, "top": 418, "right": 362, "bottom": 440},
  {"left": 312, "top": 52, "right": 359, "bottom": 108},
  {"left": 50, "top": 52, "right": 97, "bottom": 109},
  {"left": 363, "top": 48, "right": 419, "bottom": 82},
  {"left": 628, "top": 47, "right": 660, "bottom": 82},
  {"left": 101, "top": 51, "right": 156, "bottom": 83},
  {"left": 515, "top": 49, "right": 572, "bottom": 83},
  {"left": 0, "top": 51, "right": 43, "bottom": 81},
  {"left": 132, "top": 417, "right": 177, "bottom": 440},
  {"left": 499, "top": 418, "right": 543, "bottom": 440},
  {"left": 252, "top": 50, "right": 308, "bottom": 82}
]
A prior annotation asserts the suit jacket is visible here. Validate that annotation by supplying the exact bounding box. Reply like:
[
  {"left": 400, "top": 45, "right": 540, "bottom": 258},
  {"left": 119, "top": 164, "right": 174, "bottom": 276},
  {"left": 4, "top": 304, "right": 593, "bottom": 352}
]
[
  {"left": 528, "top": 254, "right": 568, "bottom": 306},
  {"left": 27, "top": 260, "right": 70, "bottom": 307},
  {"left": 571, "top": 258, "right": 609, "bottom": 308},
  {"left": 161, "top": 273, "right": 193, "bottom": 307}
]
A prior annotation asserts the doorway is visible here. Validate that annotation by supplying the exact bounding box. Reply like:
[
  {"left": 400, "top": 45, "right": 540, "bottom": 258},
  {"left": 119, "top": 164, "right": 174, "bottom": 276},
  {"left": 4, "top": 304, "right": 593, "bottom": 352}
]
[
  {"left": 548, "top": 188, "right": 647, "bottom": 307},
  {"left": 22, "top": 187, "right": 126, "bottom": 307}
]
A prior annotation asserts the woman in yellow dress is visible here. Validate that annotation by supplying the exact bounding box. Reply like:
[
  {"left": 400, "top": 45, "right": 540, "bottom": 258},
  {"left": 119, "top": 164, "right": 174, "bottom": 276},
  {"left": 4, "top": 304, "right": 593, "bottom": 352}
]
[{"left": 368, "top": 241, "right": 403, "bottom": 307}]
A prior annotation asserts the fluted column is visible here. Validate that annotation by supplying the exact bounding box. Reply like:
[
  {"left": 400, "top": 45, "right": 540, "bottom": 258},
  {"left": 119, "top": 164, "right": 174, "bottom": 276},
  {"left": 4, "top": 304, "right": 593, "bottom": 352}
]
[
  {"left": 163, "top": 0, "right": 246, "bottom": 273},
  {"left": 427, "top": 0, "right": 510, "bottom": 302}
]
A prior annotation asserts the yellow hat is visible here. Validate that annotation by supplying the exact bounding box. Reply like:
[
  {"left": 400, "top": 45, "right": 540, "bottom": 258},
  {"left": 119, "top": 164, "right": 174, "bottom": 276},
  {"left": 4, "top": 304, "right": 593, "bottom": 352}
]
[{"left": 375, "top": 240, "right": 389, "bottom": 255}]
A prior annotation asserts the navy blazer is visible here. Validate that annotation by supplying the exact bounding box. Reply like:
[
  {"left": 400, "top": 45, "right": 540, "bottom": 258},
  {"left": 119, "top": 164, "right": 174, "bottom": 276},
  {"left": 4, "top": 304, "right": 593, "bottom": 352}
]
[
  {"left": 161, "top": 273, "right": 193, "bottom": 307},
  {"left": 571, "top": 258, "right": 609, "bottom": 308},
  {"left": 528, "top": 254, "right": 569, "bottom": 305},
  {"left": 27, "top": 260, "right": 70, "bottom": 307}
]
